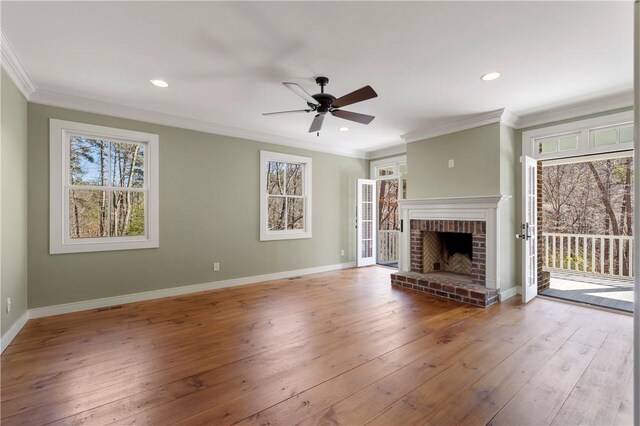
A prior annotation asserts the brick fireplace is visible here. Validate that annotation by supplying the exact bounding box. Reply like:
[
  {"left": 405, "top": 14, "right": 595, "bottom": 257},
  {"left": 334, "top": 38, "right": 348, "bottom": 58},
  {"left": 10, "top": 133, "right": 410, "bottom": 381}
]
[
  {"left": 392, "top": 196, "right": 508, "bottom": 308},
  {"left": 410, "top": 220, "right": 486, "bottom": 285}
]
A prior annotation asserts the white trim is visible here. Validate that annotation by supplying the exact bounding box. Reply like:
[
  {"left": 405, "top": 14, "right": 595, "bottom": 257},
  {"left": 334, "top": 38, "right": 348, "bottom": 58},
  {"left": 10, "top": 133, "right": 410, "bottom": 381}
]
[
  {"left": 0, "top": 30, "right": 36, "bottom": 100},
  {"left": 28, "top": 262, "right": 356, "bottom": 319},
  {"left": 260, "top": 150, "right": 312, "bottom": 241},
  {"left": 30, "top": 89, "right": 369, "bottom": 159},
  {"left": 499, "top": 286, "right": 519, "bottom": 301},
  {"left": 49, "top": 119, "right": 160, "bottom": 254},
  {"left": 356, "top": 179, "right": 377, "bottom": 266},
  {"left": 632, "top": 3, "right": 639, "bottom": 424},
  {"left": 1, "top": 310, "right": 29, "bottom": 353},
  {"left": 515, "top": 90, "right": 634, "bottom": 130},
  {"left": 369, "top": 155, "right": 407, "bottom": 180},
  {"left": 365, "top": 143, "right": 407, "bottom": 160},
  {"left": 398, "top": 195, "right": 510, "bottom": 290},
  {"left": 521, "top": 110, "right": 634, "bottom": 161},
  {"left": 402, "top": 109, "right": 517, "bottom": 143}
]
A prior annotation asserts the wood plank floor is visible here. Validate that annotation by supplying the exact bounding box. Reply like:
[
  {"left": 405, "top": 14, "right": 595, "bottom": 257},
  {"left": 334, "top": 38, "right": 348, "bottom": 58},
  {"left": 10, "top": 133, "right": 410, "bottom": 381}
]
[{"left": 0, "top": 266, "right": 634, "bottom": 425}]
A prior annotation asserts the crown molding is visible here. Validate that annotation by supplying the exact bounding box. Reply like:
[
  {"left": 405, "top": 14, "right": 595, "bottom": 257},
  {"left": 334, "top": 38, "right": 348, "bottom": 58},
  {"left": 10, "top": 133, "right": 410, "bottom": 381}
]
[
  {"left": 514, "top": 90, "right": 634, "bottom": 129},
  {"left": 402, "top": 108, "right": 518, "bottom": 143},
  {"left": 29, "top": 88, "right": 368, "bottom": 159},
  {"left": 1, "top": 30, "right": 36, "bottom": 99}
]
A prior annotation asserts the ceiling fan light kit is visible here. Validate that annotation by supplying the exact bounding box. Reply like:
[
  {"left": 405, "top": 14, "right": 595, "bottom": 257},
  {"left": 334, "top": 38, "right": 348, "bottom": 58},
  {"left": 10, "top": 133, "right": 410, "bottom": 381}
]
[{"left": 263, "top": 76, "right": 378, "bottom": 135}]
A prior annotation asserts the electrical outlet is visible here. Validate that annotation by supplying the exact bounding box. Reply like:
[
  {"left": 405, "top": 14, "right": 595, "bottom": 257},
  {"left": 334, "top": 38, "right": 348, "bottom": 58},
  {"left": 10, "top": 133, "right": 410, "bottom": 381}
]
[
  {"left": 448, "top": 159, "right": 455, "bottom": 168},
  {"left": 6, "top": 298, "right": 11, "bottom": 314},
  {"left": 213, "top": 262, "right": 220, "bottom": 272},
  {"left": 341, "top": 249, "right": 345, "bottom": 256}
]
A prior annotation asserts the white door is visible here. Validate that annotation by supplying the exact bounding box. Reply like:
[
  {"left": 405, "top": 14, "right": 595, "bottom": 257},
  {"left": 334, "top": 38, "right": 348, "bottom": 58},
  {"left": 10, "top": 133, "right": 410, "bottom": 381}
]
[
  {"left": 520, "top": 156, "right": 538, "bottom": 302},
  {"left": 357, "top": 179, "right": 377, "bottom": 266}
]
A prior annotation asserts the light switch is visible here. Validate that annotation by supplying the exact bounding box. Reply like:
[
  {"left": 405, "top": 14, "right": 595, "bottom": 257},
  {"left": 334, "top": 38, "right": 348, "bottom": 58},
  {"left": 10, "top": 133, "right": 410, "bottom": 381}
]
[{"left": 448, "top": 159, "right": 455, "bottom": 168}]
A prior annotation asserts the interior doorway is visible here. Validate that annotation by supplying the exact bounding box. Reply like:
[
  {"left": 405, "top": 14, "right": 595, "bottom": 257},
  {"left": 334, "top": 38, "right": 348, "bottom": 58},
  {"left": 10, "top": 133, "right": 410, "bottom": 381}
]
[{"left": 370, "top": 156, "right": 407, "bottom": 268}]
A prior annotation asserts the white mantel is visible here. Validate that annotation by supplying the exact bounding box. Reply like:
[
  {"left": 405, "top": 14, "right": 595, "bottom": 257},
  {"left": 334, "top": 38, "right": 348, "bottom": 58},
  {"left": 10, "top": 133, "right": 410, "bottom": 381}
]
[{"left": 398, "top": 195, "right": 510, "bottom": 290}]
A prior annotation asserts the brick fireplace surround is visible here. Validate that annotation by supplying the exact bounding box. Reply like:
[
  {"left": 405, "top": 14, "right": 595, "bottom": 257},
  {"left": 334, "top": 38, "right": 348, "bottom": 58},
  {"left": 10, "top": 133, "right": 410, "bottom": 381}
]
[{"left": 392, "top": 196, "right": 507, "bottom": 308}]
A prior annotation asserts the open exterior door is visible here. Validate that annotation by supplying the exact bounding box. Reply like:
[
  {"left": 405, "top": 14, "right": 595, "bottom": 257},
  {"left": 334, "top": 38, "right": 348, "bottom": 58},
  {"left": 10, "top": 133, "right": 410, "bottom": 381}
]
[
  {"left": 520, "top": 156, "right": 538, "bottom": 302},
  {"left": 356, "top": 179, "right": 377, "bottom": 266}
]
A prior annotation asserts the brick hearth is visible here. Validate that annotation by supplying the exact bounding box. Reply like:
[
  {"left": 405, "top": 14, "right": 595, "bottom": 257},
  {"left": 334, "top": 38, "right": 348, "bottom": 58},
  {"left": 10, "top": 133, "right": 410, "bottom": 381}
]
[
  {"left": 391, "top": 271, "right": 498, "bottom": 307},
  {"left": 396, "top": 218, "right": 497, "bottom": 308}
]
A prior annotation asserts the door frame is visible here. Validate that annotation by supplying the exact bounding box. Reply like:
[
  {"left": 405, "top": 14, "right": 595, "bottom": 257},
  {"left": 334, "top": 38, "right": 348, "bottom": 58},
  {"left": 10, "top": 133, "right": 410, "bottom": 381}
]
[
  {"left": 520, "top": 155, "right": 539, "bottom": 303},
  {"left": 369, "top": 155, "right": 407, "bottom": 265},
  {"left": 356, "top": 179, "right": 377, "bottom": 267}
]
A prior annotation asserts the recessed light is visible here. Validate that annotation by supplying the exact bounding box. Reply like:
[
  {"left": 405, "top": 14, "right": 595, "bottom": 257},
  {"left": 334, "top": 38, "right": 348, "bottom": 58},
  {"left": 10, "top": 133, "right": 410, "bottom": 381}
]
[
  {"left": 150, "top": 79, "right": 169, "bottom": 88},
  {"left": 481, "top": 72, "right": 501, "bottom": 81},
  {"left": 339, "top": 127, "right": 349, "bottom": 132}
]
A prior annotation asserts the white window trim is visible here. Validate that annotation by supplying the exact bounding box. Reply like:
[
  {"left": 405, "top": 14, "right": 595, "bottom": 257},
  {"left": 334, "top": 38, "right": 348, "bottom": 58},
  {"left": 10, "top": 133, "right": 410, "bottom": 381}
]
[
  {"left": 50, "top": 119, "right": 159, "bottom": 254},
  {"left": 260, "top": 150, "right": 312, "bottom": 241},
  {"left": 522, "top": 110, "right": 634, "bottom": 161},
  {"left": 369, "top": 155, "right": 407, "bottom": 180}
]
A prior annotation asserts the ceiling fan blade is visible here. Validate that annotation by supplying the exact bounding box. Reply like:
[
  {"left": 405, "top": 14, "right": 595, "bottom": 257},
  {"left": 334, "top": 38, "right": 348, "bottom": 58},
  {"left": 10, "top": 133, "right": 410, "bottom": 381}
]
[
  {"left": 263, "top": 109, "right": 311, "bottom": 116},
  {"left": 309, "top": 114, "right": 324, "bottom": 133},
  {"left": 332, "top": 85, "right": 378, "bottom": 108},
  {"left": 283, "top": 82, "right": 318, "bottom": 105},
  {"left": 331, "top": 109, "right": 375, "bottom": 125}
]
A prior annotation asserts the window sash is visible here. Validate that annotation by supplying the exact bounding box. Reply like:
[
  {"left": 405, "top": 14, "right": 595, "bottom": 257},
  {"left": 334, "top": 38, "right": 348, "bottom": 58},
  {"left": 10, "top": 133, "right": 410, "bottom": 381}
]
[
  {"left": 260, "top": 151, "right": 312, "bottom": 241},
  {"left": 50, "top": 119, "right": 159, "bottom": 254}
]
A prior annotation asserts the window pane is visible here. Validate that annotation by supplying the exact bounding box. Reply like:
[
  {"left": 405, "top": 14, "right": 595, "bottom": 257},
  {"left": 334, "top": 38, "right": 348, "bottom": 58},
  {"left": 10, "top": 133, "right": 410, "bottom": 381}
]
[
  {"left": 110, "top": 191, "right": 145, "bottom": 237},
  {"left": 267, "top": 196, "right": 285, "bottom": 230},
  {"left": 362, "top": 183, "right": 372, "bottom": 202},
  {"left": 69, "top": 189, "right": 108, "bottom": 238},
  {"left": 267, "top": 162, "right": 285, "bottom": 195},
  {"left": 287, "top": 198, "right": 304, "bottom": 230},
  {"left": 286, "top": 163, "right": 303, "bottom": 196},
  {"left": 537, "top": 138, "right": 556, "bottom": 154},
  {"left": 558, "top": 134, "right": 578, "bottom": 151},
  {"left": 111, "top": 142, "right": 144, "bottom": 188},
  {"left": 376, "top": 165, "right": 394, "bottom": 177},
  {"left": 593, "top": 128, "right": 618, "bottom": 147},
  {"left": 620, "top": 126, "right": 633, "bottom": 143},
  {"left": 70, "top": 136, "right": 108, "bottom": 186},
  {"left": 362, "top": 201, "right": 372, "bottom": 221}
]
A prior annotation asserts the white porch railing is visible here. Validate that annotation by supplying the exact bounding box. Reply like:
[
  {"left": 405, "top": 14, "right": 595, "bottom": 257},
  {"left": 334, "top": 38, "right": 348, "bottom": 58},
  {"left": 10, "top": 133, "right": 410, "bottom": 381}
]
[
  {"left": 378, "top": 230, "right": 399, "bottom": 263},
  {"left": 542, "top": 232, "right": 634, "bottom": 278}
]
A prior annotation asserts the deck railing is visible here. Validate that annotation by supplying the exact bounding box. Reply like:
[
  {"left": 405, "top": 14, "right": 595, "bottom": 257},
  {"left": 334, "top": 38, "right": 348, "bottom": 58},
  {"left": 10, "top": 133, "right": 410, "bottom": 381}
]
[
  {"left": 378, "top": 230, "right": 399, "bottom": 263},
  {"left": 542, "top": 232, "right": 633, "bottom": 278}
]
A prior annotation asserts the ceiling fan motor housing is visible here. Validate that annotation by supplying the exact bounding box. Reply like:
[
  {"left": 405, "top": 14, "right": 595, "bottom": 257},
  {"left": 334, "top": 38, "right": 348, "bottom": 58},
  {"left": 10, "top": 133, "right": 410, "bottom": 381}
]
[{"left": 312, "top": 93, "right": 336, "bottom": 114}]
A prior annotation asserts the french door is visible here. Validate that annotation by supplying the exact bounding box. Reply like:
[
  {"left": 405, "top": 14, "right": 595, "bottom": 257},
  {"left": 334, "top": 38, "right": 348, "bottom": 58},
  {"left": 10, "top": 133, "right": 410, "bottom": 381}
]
[
  {"left": 521, "top": 155, "right": 538, "bottom": 302},
  {"left": 356, "top": 179, "right": 377, "bottom": 266}
]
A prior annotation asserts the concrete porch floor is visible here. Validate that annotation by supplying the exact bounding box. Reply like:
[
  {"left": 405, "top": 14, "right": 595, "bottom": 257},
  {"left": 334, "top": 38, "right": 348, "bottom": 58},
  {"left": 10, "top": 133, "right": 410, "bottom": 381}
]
[{"left": 541, "top": 271, "right": 634, "bottom": 313}]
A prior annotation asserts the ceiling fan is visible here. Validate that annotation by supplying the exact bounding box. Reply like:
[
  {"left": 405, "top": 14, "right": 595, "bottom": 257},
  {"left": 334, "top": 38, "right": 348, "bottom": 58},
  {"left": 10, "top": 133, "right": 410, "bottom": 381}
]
[{"left": 263, "top": 77, "right": 378, "bottom": 135}]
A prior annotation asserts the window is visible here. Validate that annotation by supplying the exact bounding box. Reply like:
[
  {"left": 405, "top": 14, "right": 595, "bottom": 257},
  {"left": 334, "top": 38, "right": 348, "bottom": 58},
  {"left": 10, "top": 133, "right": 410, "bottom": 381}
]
[
  {"left": 260, "top": 151, "right": 312, "bottom": 241},
  {"left": 50, "top": 119, "right": 159, "bottom": 253},
  {"left": 535, "top": 132, "right": 580, "bottom": 155},
  {"left": 523, "top": 110, "right": 634, "bottom": 161},
  {"left": 590, "top": 123, "right": 635, "bottom": 148}
]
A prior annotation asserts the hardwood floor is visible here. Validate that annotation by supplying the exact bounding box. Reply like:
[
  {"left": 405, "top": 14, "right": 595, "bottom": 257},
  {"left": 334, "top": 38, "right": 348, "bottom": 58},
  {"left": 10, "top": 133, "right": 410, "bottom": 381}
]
[{"left": 0, "top": 266, "right": 633, "bottom": 425}]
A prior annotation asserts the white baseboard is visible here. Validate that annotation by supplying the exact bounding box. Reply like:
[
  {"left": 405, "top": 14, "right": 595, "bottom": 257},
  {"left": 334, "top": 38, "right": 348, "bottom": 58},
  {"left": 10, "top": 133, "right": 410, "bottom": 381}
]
[
  {"left": 500, "top": 286, "right": 520, "bottom": 301},
  {"left": 1, "top": 310, "right": 29, "bottom": 353},
  {"left": 29, "top": 262, "right": 356, "bottom": 319}
]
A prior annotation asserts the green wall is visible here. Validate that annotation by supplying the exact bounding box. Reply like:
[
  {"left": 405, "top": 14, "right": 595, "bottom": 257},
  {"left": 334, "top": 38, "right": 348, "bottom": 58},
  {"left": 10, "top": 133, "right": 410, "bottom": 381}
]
[
  {"left": 406, "top": 123, "right": 501, "bottom": 199},
  {"left": 1, "top": 69, "right": 29, "bottom": 336},
  {"left": 27, "top": 103, "right": 368, "bottom": 308},
  {"left": 499, "top": 124, "right": 517, "bottom": 292}
]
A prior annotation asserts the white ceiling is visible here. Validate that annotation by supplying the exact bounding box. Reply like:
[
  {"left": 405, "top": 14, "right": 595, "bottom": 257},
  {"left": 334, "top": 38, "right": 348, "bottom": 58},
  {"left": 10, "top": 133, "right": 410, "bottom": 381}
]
[{"left": 1, "top": 1, "right": 634, "bottom": 154}]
